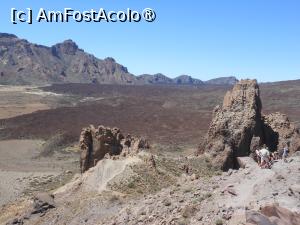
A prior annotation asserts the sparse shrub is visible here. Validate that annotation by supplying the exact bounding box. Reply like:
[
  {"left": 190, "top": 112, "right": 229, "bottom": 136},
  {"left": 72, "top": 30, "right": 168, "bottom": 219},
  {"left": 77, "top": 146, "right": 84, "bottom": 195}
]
[
  {"left": 109, "top": 194, "right": 120, "bottom": 203},
  {"left": 215, "top": 219, "right": 223, "bottom": 225},
  {"left": 215, "top": 171, "right": 222, "bottom": 176},
  {"left": 127, "top": 181, "right": 135, "bottom": 188},
  {"left": 204, "top": 157, "right": 210, "bottom": 163},
  {"left": 197, "top": 196, "right": 205, "bottom": 202},
  {"left": 162, "top": 198, "right": 171, "bottom": 206},
  {"left": 192, "top": 199, "right": 199, "bottom": 204},
  {"left": 183, "top": 187, "right": 193, "bottom": 193},
  {"left": 213, "top": 185, "right": 220, "bottom": 189},
  {"left": 181, "top": 205, "right": 197, "bottom": 218},
  {"left": 173, "top": 186, "right": 180, "bottom": 192},
  {"left": 38, "top": 132, "right": 75, "bottom": 157},
  {"left": 204, "top": 192, "right": 212, "bottom": 198},
  {"left": 177, "top": 217, "right": 189, "bottom": 225}
]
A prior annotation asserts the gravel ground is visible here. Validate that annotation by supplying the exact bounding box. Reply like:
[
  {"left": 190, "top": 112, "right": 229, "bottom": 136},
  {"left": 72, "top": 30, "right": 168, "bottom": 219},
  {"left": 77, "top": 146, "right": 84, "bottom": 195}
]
[{"left": 0, "top": 140, "right": 78, "bottom": 207}]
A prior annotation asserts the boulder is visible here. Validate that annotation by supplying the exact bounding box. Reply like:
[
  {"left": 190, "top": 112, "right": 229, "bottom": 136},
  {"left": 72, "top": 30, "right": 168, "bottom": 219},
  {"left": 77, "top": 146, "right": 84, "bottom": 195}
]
[
  {"left": 80, "top": 125, "right": 149, "bottom": 173},
  {"left": 246, "top": 210, "right": 274, "bottom": 225},
  {"left": 261, "top": 204, "right": 300, "bottom": 225},
  {"left": 246, "top": 204, "right": 300, "bottom": 225}
]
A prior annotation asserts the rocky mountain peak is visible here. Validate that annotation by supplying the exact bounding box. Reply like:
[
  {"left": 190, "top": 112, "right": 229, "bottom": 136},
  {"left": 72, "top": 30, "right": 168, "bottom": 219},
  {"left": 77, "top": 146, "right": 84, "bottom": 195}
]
[
  {"left": 0, "top": 33, "right": 248, "bottom": 86},
  {"left": 52, "top": 39, "right": 79, "bottom": 55},
  {"left": 104, "top": 57, "right": 116, "bottom": 63},
  {"left": 0, "top": 33, "right": 137, "bottom": 85},
  {"left": 0, "top": 33, "right": 18, "bottom": 39},
  {"left": 205, "top": 76, "right": 239, "bottom": 85},
  {"left": 222, "top": 79, "right": 262, "bottom": 112},
  {"left": 173, "top": 75, "right": 204, "bottom": 85}
]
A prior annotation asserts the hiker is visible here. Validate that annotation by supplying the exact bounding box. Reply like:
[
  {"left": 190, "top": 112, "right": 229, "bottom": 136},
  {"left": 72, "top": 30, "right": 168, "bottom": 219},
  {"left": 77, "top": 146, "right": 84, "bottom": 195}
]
[
  {"left": 282, "top": 145, "right": 289, "bottom": 162},
  {"left": 270, "top": 152, "right": 274, "bottom": 162},
  {"left": 271, "top": 151, "right": 279, "bottom": 161},
  {"left": 256, "top": 147, "right": 270, "bottom": 168}
]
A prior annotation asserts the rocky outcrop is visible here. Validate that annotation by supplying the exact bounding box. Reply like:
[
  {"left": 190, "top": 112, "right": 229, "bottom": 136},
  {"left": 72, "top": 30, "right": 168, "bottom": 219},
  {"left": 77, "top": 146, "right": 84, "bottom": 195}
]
[
  {"left": 80, "top": 125, "right": 149, "bottom": 173},
  {"left": 31, "top": 192, "right": 56, "bottom": 215},
  {"left": 199, "top": 79, "right": 264, "bottom": 169},
  {"left": 263, "top": 113, "right": 300, "bottom": 154},
  {"left": 199, "top": 79, "right": 300, "bottom": 170},
  {"left": 52, "top": 40, "right": 79, "bottom": 56},
  {"left": 6, "top": 192, "right": 56, "bottom": 225},
  {"left": 246, "top": 204, "right": 300, "bottom": 225},
  {"left": 80, "top": 125, "right": 124, "bottom": 173}
]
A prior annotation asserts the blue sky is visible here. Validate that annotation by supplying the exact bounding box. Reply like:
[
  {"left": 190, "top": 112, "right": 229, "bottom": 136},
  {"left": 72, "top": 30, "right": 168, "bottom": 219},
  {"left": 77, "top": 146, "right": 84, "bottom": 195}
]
[{"left": 1, "top": 0, "right": 299, "bottom": 82}]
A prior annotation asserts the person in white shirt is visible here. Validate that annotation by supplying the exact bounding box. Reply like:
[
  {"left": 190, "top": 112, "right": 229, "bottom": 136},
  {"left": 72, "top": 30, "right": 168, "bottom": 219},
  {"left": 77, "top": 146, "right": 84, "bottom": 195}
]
[{"left": 256, "top": 148, "right": 270, "bottom": 168}]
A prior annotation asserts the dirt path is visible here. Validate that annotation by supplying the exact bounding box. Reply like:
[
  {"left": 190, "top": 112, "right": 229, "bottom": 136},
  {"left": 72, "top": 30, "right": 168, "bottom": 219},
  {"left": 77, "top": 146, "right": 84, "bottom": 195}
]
[
  {"left": 220, "top": 156, "right": 300, "bottom": 224},
  {"left": 223, "top": 161, "right": 275, "bottom": 210}
]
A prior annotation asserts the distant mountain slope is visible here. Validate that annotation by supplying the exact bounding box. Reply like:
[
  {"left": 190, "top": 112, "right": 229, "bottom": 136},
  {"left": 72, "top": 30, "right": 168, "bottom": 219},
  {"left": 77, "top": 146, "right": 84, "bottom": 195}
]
[
  {"left": 173, "top": 75, "right": 204, "bottom": 85},
  {"left": 137, "top": 73, "right": 173, "bottom": 84},
  {"left": 137, "top": 74, "right": 204, "bottom": 85},
  {"left": 205, "top": 76, "right": 238, "bottom": 85},
  {"left": 0, "top": 33, "right": 136, "bottom": 85},
  {"left": 0, "top": 33, "right": 238, "bottom": 86}
]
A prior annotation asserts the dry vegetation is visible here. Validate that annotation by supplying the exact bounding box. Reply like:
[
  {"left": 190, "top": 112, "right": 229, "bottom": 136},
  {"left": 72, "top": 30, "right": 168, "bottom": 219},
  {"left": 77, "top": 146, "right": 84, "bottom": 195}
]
[{"left": 1, "top": 81, "right": 300, "bottom": 150}]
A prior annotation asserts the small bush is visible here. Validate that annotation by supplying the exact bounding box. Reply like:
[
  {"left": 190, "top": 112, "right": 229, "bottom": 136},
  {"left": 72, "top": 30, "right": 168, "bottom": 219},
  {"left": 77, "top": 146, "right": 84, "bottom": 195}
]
[
  {"left": 163, "top": 198, "right": 171, "bottom": 206},
  {"left": 215, "top": 219, "right": 223, "bottom": 225},
  {"left": 183, "top": 187, "right": 193, "bottom": 193},
  {"left": 127, "top": 181, "right": 135, "bottom": 188},
  {"left": 38, "top": 132, "right": 74, "bottom": 157},
  {"left": 204, "top": 192, "right": 212, "bottom": 198},
  {"left": 181, "top": 205, "right": 197, "bottom": 218},
  {"left": 197, "top": 196, "right": 205, "bottom": 202},
  {"left": 109, "top": 194, "right": 120, "bottom": 203},
  {"left": 177, "top": 218, "right": 189, "bottom": 225}
]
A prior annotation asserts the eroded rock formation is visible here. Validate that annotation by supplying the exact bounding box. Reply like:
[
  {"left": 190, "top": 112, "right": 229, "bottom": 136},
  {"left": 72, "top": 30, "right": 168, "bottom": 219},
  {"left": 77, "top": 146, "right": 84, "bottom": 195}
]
[
  {"left": 198, "top": 80, "right": 264, "bottom": 169},
  {"left": 264, "top": 113, "right": 300, "bottom": 154},
  {"left": 80, "top": 125, "right": 149, "bottom": 173},
  {"left": 199, "top": 79, "right": 300, "bottom": 170}
]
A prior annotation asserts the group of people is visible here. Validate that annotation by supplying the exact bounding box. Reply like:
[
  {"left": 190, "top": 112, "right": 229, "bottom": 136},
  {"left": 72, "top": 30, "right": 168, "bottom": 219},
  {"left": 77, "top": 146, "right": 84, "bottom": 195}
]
[{"left": 255, "top": 145, "right": 289, "bottom": 169}]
